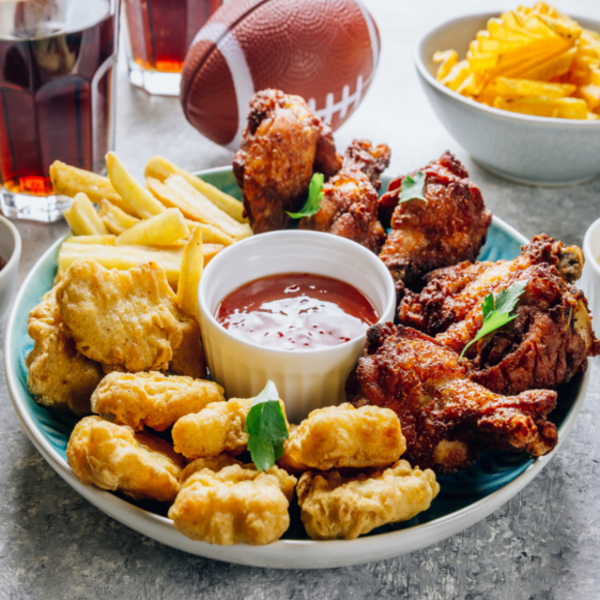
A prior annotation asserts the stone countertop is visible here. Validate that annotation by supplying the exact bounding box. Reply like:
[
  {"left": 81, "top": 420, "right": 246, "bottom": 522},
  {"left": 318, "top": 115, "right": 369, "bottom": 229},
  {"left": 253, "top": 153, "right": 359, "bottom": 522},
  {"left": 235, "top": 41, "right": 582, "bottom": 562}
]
[{"left": 1, "top": 0, "right": 600, "bottom": 597}]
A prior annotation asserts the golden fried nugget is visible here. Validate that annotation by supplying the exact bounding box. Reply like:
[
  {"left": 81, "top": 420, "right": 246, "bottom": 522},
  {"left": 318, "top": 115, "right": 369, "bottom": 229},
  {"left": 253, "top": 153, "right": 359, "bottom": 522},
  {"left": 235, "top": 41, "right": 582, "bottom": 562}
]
[
  {"left": 67, "top": 416, "right": 184, "bottom": 502},
  {"left": 55, "top": 260, "right": 205, "bottom": 374},
  {"left": 172, "top": 398, "right": 253, "bottom": 458},
  {"left": 26, "top": 289, "right": 103, "bottom": 415},
  {"left": 280, "top": 403, "right": 406, "bottom": 471},
  {"left": 168, "top": 456, "right": 297, "bottom": 545},
  {"left": 168, "top": 317, "right": 207, "bottom": 379},
  {"left": 297, "top": 460, "right": 440, "bottom": 540},
  {"left": 91, "top": 371, "right": 225, "bottom": 431}
]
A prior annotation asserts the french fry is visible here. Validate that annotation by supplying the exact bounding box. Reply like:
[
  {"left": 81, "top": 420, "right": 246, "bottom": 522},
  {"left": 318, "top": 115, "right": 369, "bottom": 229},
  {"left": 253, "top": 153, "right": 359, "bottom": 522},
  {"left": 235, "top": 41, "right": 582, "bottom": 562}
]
[
  {"left": 177, "top": 226, "right": 203, "bottom": 318},
  {"left": 146, "top": 177, "right": 236, "bottom": 246},
  {"left": 49, "top": 161, "right": 136, "bottom": 216},
  {"left": 485, "top": 77, "right": 576, "bottom": 98},
  {"left": 434, "top": 3, "right": 600, "bottom": 119},
  {"left": 106, "top": 152, "right": 166, "bottom": 220},
  {"left": 440, "top": 60, "right": 471, "bottom": 90},
  {"left": 164, "top": 175, "right": 251, "bottom": 240},
  {"left": 116, "top": 208, "right": 189, "bottom": 246},
  {"left": 64, "top": 192, "right": 108, "bottom": 236},
  {"left": 98, "top": 199, "right": 141, "bottom": 235},
  {"left": 65, "top": 235, "right": 116, "bottom": 245},
  {"left": 576, "top": 83, "right": 600, "bottom": 110},
  {"left": 514, "top": 45, "right": 577, "bottom": 80},
  {"left": 57, "top": 242, "right": 224, "bottom": 288},
  {"left": 433, "top": 50, "right": 458, "bottom": 80},
  {"left": 494, "top": 96, "right": 588, "bottom": 119},
  {"left": 144, "top": 155, "right": 247, "bottom": 223}
]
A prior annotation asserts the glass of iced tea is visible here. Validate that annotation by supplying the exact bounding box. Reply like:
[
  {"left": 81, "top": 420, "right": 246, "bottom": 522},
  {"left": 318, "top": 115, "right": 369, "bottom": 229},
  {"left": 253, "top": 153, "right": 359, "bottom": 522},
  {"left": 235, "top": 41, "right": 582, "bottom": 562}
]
[
  {"left": 0, "top": 0, "right": 120, "bottom": 222},
  {"left": 123, "top": 0, "right": 220, "bottom": 96}
]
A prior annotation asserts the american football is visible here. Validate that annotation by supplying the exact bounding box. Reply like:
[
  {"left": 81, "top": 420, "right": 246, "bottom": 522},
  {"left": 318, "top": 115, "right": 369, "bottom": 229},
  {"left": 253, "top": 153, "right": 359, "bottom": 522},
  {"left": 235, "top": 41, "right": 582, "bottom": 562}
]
[{"left": 180, "top": 0, "right": 380, "bottom": 149}]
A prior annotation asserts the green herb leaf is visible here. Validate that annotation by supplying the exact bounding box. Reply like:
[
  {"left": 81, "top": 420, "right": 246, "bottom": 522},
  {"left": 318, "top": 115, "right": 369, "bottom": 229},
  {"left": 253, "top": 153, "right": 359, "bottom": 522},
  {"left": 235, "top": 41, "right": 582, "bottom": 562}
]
[
  {"left": 399, "top": 171, "right": 427, "bottom": 204},
  {"left": 460, "top": 281, "right": 527, "bottom": 359},
  {"left": 286, "top": 173, "right": 325, "bottom": 219},
  {"left": 244, "top": 380, "right": 289, "bottom": 471}
]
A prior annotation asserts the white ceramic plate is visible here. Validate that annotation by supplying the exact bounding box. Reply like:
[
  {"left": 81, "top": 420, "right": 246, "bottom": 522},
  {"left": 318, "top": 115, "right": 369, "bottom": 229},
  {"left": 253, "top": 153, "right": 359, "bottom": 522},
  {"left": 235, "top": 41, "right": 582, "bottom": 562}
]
[{"left": 3, "top": 168, "right": 590, "bottom": 569}]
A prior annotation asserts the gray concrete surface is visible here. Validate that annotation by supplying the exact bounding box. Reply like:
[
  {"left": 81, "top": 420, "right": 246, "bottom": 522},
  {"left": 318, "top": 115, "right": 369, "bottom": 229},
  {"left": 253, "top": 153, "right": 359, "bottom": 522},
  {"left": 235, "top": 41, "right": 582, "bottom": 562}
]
[{"left": 2, "top": 1, "right": 600, "bottom": 597}]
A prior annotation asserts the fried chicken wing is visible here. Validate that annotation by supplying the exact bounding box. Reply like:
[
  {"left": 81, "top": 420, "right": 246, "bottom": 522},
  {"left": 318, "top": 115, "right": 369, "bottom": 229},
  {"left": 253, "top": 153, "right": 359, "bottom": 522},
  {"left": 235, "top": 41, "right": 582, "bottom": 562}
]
[
  {"left": 172, "top": 398, "right": 253, "bottom": 459},
  {"left": 91, "top": 371, "right": 224, "bottom": 432},
  {"left": 378, "top": 151, "right": 492, "bottom": 288},
  {"left": 347, "top": 324, "right": 559, "bottom": 473},
  {"left": 342, "top": 139, "right": 391, "bottom": 191},
  {"left": 55, "top": 260, "right": 206, "bottom": 376},
  {"left": 298, "top": 140, "right": 390, "bottom": 252},
  {"left": 297, "top": 460, "right": 439, "bottom": 540},
  {"left": 399, "top": 235, "right": 599, "bottom": 394},
  {"left": 168, "top": 456, "right": 297, "bottom": 545},
  {"left": 279, "top": 403, "right": 405, "bottom": 472},
  {"left": 26, "top": 289, "right": 103, "bottom": 415},
  {"left": 233, "top": 89, "right": 342, "bottom": 233},
  {"left": 67, "top": 416, "right": 184, "bottom": 502}
]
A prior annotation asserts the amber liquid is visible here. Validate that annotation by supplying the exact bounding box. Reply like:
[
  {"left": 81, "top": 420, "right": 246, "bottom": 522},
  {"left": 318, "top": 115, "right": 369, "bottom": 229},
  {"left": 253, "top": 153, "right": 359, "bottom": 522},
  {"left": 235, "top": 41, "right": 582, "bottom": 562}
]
[
  {"left": 124, "top": 0, "right": 220, "bottom": 73},
  {"left": 0, "top": 0, "right": 118, "bottom": 196}
]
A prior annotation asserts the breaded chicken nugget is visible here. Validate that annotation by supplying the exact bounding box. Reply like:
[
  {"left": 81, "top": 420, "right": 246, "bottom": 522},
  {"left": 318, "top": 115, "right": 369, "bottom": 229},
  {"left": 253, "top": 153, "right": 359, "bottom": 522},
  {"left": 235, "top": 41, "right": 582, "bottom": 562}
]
[
  {"left": 168, "top": 456, "right": 297, "bottom": 545},
  {"left": 26, "top": 289, "right": 103, "bottom": 415},
  {"left": 279, "top": 403, "right": 406, "bottom": 471},
  {"left": 297, "top": 460, "right": 440, "bottom": 540},
  {"left": 91, "top": 371, "right": 225, "bottom": 431},
  {"left": 55, "top": 260, "right": 206, "bottom": 376},
  {"left": 172, "top": 398, "right": 253, "bottom": 458},
  {"left": 67, "top": 416, "right": 184, "bottom": 502}
]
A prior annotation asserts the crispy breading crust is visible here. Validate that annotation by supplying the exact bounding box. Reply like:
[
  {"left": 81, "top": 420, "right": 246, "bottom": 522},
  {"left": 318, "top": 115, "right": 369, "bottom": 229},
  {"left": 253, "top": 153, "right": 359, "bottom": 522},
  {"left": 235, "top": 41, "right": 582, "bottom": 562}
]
[
  {"left": 348, "top": 324, "right": 559, "bottom": 473},
  {"left": 67, "top": 416, "right": 184, "bottom": 502},
  {"left": 26, "top": 289, "right": 103, "bottom": 415},
  {"left": 55, "top": 260, "right": 206, "bottom": 375},
  {"left": 378, "top": 151, "right": 491, "bottom": 288},
  {"left": 296, "top": 460, "right": 439, "bottom": 540},
  {"left": 172, "top": 398, "right": 253, "bottom": 458},
  {"left": 279, "top": 403, "right": 406, "bottom": 471},
  {"left": 91, "top": 371, "right": 225, "bottom": 431},
  {"left": 168, "top": 456, "right": 297, "bottom": 545}
]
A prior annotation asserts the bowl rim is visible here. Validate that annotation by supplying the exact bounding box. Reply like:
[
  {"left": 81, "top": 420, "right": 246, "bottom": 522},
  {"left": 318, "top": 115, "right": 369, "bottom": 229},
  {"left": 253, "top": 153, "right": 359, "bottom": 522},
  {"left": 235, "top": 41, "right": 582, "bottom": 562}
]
[
  {"left": 583, "top": 216, "right": 600, "bottom": 278},
  {"left": 414, "top": 11, "right": 600, "bottom": 129},
  {"left": 198, "top": 229, "right": 397, "bottom": 355},
  {"left": 0, "top": 215, "right": 22, "bottom": 285}
]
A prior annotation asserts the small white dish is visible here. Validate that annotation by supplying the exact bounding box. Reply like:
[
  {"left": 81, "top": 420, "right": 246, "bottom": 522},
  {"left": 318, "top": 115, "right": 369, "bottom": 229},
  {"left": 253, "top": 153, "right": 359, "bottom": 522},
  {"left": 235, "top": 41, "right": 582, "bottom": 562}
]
[
  {"left": 582, "top": 217, "right": 600, "bottom": 336},
  {"left": 415, "top": 13, "right": 600, "bottom": 186},
  {"left": 0, "top": 215, "right": 21, "bottom": 319},
  {"left": 198, "top": 230, "right": 396, "bottom": 423}
]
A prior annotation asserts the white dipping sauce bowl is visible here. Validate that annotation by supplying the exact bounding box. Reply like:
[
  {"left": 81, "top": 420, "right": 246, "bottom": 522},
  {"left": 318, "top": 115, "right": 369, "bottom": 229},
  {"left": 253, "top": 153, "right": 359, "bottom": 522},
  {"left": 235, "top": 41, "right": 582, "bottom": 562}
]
[
  {"left": 198, "top": 230, "right": 396, "bottom": 423},
  {"left": 416, "top": 13, "right": 600, "bottom": 186},
  {"left": 582, "top": 217, "right": 600, "bottom": 337},
  {"left": 0, "top": 216, "right": 21, "bottom": 320}
]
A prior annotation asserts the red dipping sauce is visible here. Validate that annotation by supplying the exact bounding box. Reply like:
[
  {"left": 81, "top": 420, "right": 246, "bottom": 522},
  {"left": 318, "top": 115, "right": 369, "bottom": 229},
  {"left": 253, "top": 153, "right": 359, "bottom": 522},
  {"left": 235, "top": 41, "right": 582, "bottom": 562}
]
[{"left": 215, "top": 273, "right": 379, "bottom": 351}]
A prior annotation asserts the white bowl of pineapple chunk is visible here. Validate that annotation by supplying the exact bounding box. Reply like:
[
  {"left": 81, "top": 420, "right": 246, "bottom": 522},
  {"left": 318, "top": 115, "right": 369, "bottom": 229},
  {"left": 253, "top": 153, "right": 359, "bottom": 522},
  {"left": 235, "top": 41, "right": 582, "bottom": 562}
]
[{"left": 415, "top": 4, "right": 600, "bottom": 185}]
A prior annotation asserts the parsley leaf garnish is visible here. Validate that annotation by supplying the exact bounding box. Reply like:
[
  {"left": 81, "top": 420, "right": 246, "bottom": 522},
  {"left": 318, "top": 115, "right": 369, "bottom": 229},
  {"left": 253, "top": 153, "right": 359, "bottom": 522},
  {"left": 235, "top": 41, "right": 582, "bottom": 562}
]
[
  {"left": 460, "top": 281, "right": 527, "bottom": 359},
  {"left": 245, "top": 380, "right": 289, "bottom": 471},
  {"left": 286, "top": 173, "right": 325, "bottom": 219},
  {"left": 399, "top": 171, "right": 427, "bottom": 204}
]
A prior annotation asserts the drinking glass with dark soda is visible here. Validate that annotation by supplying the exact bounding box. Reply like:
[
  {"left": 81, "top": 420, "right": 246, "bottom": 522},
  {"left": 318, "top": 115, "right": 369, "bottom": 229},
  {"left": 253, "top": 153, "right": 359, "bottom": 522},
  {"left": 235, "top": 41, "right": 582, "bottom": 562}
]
[
  {"left": 123, "top": 0, "right": 220, "bottom": 96},
  {"left": 0, "top": 0, "right": 120, "bottom": 222}
]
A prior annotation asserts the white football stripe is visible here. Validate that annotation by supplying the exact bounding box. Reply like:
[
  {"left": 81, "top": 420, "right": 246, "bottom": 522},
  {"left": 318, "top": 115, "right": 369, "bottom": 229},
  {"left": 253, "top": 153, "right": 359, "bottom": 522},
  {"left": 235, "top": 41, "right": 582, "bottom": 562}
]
[
  {"left": 355, "top": 0, "right": 379, "bottom": 70},
  {"left": 190, "top": 23, "right": 255, "bottom": 150},
  {"left": 191, "top": 22, "right": 227, "bottom": 47}
]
